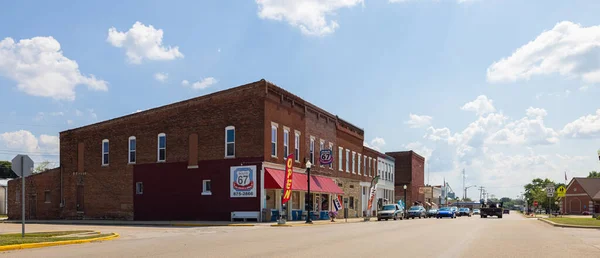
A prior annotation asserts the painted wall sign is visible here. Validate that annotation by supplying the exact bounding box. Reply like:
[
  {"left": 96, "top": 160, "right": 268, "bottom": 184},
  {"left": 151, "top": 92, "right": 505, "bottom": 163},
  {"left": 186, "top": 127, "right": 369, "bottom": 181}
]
[{"left": 230, "top": 165, "right": 257, "bottom": 198}]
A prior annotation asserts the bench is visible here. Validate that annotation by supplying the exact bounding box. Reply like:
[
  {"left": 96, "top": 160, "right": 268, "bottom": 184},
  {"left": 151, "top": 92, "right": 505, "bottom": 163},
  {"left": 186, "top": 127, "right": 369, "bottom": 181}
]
[{"left": 231, "top": 211, "right": 260, "bottom": 222}]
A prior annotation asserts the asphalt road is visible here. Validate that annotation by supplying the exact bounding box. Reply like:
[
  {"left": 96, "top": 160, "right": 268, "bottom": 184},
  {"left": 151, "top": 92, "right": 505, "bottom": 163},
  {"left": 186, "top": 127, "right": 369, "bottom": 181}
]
[{"left": 1, "top": 214, "right": 599, "bottom": 258}]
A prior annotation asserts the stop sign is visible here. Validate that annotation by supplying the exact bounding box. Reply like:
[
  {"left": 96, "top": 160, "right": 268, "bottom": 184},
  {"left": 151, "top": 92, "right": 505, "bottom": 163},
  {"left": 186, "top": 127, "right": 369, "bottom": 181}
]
[{"left": 534, "top": 201, "right": 538, "bottom": 206}]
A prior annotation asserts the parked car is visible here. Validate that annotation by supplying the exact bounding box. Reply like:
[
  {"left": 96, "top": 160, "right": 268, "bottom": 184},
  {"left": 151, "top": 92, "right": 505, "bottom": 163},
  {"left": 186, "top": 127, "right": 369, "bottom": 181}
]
[
  {"left": 503, "top": 209, "right": 510, "bottom": 214},
  {"left": 377, "top": 204, "right": 404, "bottom": 221},
  {"left": 407, "top": 206, "right": 427, "bottom": 219},
  {"left": 451, "top": 206, "right": 459, "bottom": 214},
  {"left": 458, "top": 208, "right": 472, "bottom": 217},
  {"left": 582, "top": 211, "right": 591, "bottom": 215},
  {"left": 473, "top": 209, "right": 481, "bottom": 215},
  {"left": 427, "top": 209, "right": 438, "bottom": 218},
  {"left": 436, "top": 207, "right": 456, "bottom": 219}
]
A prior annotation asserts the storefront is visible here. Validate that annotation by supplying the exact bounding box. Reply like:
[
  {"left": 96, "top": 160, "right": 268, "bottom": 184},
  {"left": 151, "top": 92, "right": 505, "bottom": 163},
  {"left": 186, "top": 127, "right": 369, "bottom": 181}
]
[{"left": 263, "top": 167, "right": 343, "bottom": 221}]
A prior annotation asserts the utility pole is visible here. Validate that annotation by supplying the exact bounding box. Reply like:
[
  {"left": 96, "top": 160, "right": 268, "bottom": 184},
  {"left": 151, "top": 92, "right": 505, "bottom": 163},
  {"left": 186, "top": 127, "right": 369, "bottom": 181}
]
[
  {"left": 462, "top": 169, "right": 466, "bottom": 200},
  {"left": 478, "top": 186, "right": 485, "bottom": 201}
]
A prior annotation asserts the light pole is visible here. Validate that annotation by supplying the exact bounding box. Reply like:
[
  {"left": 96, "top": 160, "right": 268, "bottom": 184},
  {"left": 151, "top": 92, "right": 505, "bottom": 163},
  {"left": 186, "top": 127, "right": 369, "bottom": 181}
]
[
  {"left": 464, "top": 185, "right": 477, "bottom": 200},
  {"left": 403, "top": 184, "right": 407, "bottom": 218},
  {"left": 305, "top": 160, "right": 312, "bottom": 224},
  {"left": 597, "top": 149, "right": 600, "bottom": 162}
]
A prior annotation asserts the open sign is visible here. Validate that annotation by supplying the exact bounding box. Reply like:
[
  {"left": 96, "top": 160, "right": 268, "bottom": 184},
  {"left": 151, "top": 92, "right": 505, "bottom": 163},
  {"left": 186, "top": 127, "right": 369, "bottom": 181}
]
[{"left": 319, "top": 149, "right": 333, "bottom": 165}]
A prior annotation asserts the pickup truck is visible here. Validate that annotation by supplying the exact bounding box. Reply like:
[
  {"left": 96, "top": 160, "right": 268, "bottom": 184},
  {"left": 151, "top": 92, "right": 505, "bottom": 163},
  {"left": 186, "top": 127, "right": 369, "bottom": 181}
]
[{"left": 480, "top": 201, "right": 503, "bottom": 218}]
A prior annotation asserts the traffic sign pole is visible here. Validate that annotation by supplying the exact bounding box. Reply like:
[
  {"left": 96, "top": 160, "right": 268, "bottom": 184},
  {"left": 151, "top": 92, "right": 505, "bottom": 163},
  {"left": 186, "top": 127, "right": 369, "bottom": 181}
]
[{"left": 21, "top": 156, "right": 25, "bottom": 238}]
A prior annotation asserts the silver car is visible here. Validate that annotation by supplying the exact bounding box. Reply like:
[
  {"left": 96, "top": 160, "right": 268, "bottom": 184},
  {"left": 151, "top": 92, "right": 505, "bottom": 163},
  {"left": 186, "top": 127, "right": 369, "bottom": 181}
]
[{"left": 377, "top": 204, "right": 404, "bottom": 221}]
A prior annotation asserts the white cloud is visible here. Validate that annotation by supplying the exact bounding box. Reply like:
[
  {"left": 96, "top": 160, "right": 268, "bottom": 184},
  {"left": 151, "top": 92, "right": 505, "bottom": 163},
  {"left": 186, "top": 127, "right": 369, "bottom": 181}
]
[
  {"left": 183, "top": 77, "right": 218, "bottom": 90},
  {"left": 488, "top": 116, "right": 559, "bottom": 145},
  {"left": 256, "top": 0, "right": 363, "bottom": 36},
  {"left": 525, "top": 107, "right": 548, "bottom": 118},
  {"left": 154, "top": 72, "right": 168, "bottom": 82},
  {"left": 67, "top": 120, "right": 73, "bottom": 125},
  {"left": 107, "top": 21, "right": 184, "bottom": 64},
  {"left": 487, "top": 21, "right": 600, "bottom": 84},
  {"left": 0, "top": 130, "right": 58, "bottom": 154},
  {"left": 0, "top": 36, "right": 108, "bottom": 101},
  {"left": 217, "top": 48, "right": 221, "bottom": 53},
  {"left": 461, "top": 95, "right": 496, "bottom": 116},
  {"left": 364, "top": 137, "right": 386, "bottom": 151},
  {"left": 403, "top": 141, "right": 433, "bottom": 160},
  {"left": 405, "top": 113, "right": 433, "bottom": 128},
  {"left": 561, "top": 109, "right": 600, "bottom": 138},
  {"left": 75, "top": 109, "right": 83, "bottom": 117},
  {"left": 87, "top": 109, "right": 98, "bottom": 120},
  {"left": 389, "top": 0, "right": 476, "bottom": 3}
]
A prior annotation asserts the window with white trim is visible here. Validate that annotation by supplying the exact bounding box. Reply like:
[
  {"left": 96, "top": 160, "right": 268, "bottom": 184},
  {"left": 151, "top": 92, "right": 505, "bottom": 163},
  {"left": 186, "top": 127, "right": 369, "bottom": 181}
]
[
  {"left": 294, "top": 131, "right": 300, "bottom": 162},
  {"left": 338, "top": 147, "right": 343, "bottom": 171},
  {"left": 352, "top": 151, "right": 356, "bottom": 174},
  {"left": 345, "top": 149, "right": 350, "bottom": 172},
  {"left": 128, "top": 136, "right": 136, "bottom": 164},
  {"left": 157, "top": 133, "right": 166, "bottom": 162},
  {"left": 319, "top": 140, "right": 325, "bottom": 167},
  {"left": 358, "top": 154, "right": 362, "bottom": 175},
  {"left": 202, "top": 180, "right": 212, "bottom": 195},
  {"left": 136, "top": 182, "right": 143, "bottom": 194},
  {"left": 328, "top": 142, "right": 334, "bottom": 169},
  {"left": 310, "top": 137, "right": 315, "bottom": 164},
  {"left": 363, "top": 156, "right": 367, "bottom": 177},
  {"left": 368, "top": 157, "right": 372, "bottom": 177},
  {"left": 225, "top": 126, "right": 235, "bottom": 157},
  {"left": 283, "top": 128, "right": 289, "bottom": 158},
  {"left": 271, "top": 124, "right": 278, "bottom": 157},
  {"left": 102, "top": 139, "right": 109, "bottom": 165}
]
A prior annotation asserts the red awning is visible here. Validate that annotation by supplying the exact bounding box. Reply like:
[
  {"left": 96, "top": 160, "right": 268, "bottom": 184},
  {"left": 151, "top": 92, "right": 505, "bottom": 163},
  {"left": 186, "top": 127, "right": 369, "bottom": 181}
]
[{"left": 264, "top": 168, "right": 343, "bottom": 194}]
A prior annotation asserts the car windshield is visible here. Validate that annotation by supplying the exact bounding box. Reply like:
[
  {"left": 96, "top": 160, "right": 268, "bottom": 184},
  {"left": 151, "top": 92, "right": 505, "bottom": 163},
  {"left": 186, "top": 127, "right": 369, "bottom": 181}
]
[
  {"left": 459, "top": 208, "right": 468, "bottom": 211},
  {"left": 409, "top": 206, "right": 420, "bottom": 210},
  {"left": 439, "top": 207, "right": 451, "bottom": 211},
  {"left": 429, "top": 209, "right": 437, "bottom": 212},
  {"left": 382, "top": 205, "right": 396, "bottom": 211},
  {"left": 474, "top": 209, "right": 480, "bottom": 211}
]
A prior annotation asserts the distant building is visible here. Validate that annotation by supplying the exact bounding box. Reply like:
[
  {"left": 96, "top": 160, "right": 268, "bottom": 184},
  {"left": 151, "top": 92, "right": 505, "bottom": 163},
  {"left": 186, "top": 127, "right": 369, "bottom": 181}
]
[
  {"left": 386, "top": 151, "right": 425, "bottom": 207},
  {"left": 563, "top": 178, "right": 600, "bottom": 214}
]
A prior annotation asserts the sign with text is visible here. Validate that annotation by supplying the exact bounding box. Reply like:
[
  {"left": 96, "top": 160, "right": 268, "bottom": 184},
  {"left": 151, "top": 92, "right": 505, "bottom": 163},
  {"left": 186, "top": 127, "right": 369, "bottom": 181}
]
[
  {"left": 230, "top": 165, "right": 257, "bottom": 198},
  {"left": 282, "top": 154, "right": 294, "bottom": 204},
  {"left": 319, "top": 149, "right": 333, "bottom": 165}
]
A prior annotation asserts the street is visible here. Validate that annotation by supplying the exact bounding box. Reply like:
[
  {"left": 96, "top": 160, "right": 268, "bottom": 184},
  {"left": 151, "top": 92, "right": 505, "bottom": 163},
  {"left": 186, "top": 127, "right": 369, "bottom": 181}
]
[{"left": 1, "top": 214, "right": 599, "bottom": 257}]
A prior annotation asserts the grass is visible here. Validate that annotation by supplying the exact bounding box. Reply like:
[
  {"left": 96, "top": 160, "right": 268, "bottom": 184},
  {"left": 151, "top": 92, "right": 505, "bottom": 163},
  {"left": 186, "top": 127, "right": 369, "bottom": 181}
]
[
  {"left": 546, "top": 218, "right": 600, "bottom": 227},
  {"left": 0, "top": 215, "right": 7, "bottom": 219},
  {"left": 0, "top": 230, "right": 111, "bottom": 246}
]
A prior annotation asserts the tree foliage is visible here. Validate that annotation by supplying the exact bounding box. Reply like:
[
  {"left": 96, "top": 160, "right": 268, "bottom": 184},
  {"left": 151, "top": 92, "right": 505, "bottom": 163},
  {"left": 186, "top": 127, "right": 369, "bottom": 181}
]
[
  {"left": 0, "top": 161, "right": 18, "bottom": 178},
  {"left": 588, "top": 171, "right": 600, "bottom": 178},
  {"left": 33, "top": 161, "right": 53, "bottom": 174},
  {"left": 523, "top": 178, "right": 562, "bottom": 211}
]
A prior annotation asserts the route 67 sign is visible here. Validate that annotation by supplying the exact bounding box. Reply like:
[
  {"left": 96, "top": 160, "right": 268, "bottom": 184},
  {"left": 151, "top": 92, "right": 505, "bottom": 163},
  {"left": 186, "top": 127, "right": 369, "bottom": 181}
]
[
  {"left": 319, "top": 149, "right": 333, "bottom": 165},
  {"left": 230, "top": 165, "right": 256, "bottom": 198}
]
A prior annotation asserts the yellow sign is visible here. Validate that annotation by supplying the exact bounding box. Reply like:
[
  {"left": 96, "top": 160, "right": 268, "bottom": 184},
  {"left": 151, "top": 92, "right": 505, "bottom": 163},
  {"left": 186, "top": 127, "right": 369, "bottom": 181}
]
[{"left": 556, "top": 186, "right": 566, "bottom": 197}]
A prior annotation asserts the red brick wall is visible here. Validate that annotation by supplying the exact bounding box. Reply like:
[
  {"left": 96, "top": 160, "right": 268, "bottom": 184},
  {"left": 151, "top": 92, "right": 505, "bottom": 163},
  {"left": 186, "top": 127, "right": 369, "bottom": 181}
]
[
  {"left": 335, "top": 122, "right": 365, "bottom": 181},
  {"left": 387, "top": 151, "right": 425, "bottom": 205},
  {"left": 564, "top": 180, "right": 593, "bottom": 214},
  {"left": 7, "top": 168, "right": 62, "bottom": 220},
  {"left": 58, "top": 81, "right": 266, "bottom": 219},
  {"left": 133, "top": 158, "right": 263, "bottom": 221}
]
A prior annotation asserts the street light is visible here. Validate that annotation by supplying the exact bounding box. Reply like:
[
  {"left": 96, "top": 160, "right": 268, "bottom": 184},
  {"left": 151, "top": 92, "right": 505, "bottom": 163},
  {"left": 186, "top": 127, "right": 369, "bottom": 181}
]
[
  {"left": 305, "top": 160, "right": 312, "bottom": 224},
  {"left": 403, "top": 184, "right": 407, "bottom": 218},
  {"left": 464, "top": 185, "right": 477, "bottom": 200},
  {"left": 597, "top": 149, "right": 600, "bottom": 161}
]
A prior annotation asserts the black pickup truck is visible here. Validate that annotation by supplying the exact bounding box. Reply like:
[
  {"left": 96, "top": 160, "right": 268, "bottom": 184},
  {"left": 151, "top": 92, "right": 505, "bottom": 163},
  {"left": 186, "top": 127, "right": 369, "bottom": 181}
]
[{"left": 480, "top": 201, "right": 503, "bottom": 219}]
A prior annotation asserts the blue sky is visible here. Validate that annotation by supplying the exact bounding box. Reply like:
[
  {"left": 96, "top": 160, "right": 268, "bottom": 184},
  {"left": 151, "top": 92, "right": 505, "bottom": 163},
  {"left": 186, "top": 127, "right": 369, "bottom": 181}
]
[{"left": 1, "top": 0, "right": 600, "bottom": 199}]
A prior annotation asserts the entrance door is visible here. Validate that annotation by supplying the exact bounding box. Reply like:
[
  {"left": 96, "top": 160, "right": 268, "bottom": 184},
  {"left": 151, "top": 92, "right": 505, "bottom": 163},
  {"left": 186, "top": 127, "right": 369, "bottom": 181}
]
[
  {"left": 76, "top": 186, "right": 84, "bottom": 212},
  {"left": 28, "top": 195, "right": 36, "bottom": 219}
]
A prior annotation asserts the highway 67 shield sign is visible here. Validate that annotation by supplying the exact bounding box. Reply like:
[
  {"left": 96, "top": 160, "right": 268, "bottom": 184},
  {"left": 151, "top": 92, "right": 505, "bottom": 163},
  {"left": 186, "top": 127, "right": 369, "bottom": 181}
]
[{"left": 319, "top": 149, "right": 333, "bottom": 165}]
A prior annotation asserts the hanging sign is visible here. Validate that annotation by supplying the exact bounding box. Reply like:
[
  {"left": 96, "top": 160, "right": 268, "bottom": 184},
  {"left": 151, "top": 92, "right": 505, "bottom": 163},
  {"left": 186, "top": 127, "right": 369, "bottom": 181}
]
[{"left": 282, "top": 154, "right": 294, "bottom": 204}]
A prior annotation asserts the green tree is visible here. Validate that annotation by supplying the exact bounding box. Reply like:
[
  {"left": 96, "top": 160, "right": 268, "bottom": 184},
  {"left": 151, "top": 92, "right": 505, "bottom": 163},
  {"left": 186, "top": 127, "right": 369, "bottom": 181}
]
[
  {"left": 33, "top": 161, "right": 52, "bottom": 173},
  {"left": 587, "top": 171, "right": 600, "bottom": 178},
  {"left": 462, "top": 197, "right": 472, "bottom": 202},
  {"left": 0, "top": 161, "right": 17, "bottom": 178},
  {"left": 523, "top": 178, "right": 560, "bottom": 212}
]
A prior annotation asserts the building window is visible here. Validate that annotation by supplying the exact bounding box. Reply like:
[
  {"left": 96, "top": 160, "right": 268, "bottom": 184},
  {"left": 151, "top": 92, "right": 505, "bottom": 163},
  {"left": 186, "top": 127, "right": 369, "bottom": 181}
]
[
  {"left": 44, "top": 190, "right": 51, "bottom": 203},
  {"left": 345, "top": 149, "right": 350, "bottom": 172},
  {"left": 352, "top": 152, "right": 356, "bottom": 174},
  {"left": 349, "top": 196, "right": 355, "bottom": 209},
  {"left": 319, "top": 140, "right": 325, "bottom": 167},
  {"left": 283, "top": 128, "right": 289, "bottom": 158},
  {"left": 294, "top": 131, "right": 300, "bottom": 162},
  {"left": 102, "top": 139, "right": 109, "bottom": 166},
  {"left": 136, "top": 182, "right": 143, "bottom": 195},
  {"left": 358, "top": 154, "right": 362, "bottom": 175},
  {"left": 338, "top": 147, "right": 343, "bottom": 171},
  {"left": 128, "top": 136, "right": 136, "bottom": 164},
  {"left": 310, "top": 137, "right": 315, "bottom": 164},
  {"left": 368, "top": 157, "right": 372, "bottom": 177},
  {"left": 271, "top": 124, "right": 278, "bottom": 157},
  {"left": 225, "top": 126, "right": 235, "bottom": 157},
  {"left": 363, "top": 156, "right": 367, "bottom": 177},
  {"left": 157, "top": 133, "right": 166, "bottom": 162},
  {"left": 329, "top": 142, "right": 334, "bottom": 169},
  {"left": 202, "top": 180, "right": 212, "bottom": 195}
]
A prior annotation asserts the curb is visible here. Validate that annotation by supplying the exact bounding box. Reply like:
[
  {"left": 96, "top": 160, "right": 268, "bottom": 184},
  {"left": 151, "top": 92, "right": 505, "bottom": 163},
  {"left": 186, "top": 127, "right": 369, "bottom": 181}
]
[
  {"left": 270, "top": 220, "right": 367, "bottom": 227},
  {"left": 1, "top": 220, "right": 256, "bottom": 227},
  {"left": 537, "top": 218, "right": 600, "bottom": 229},
  {"left": 171, "top": 224, "right": 255, "bottom": 227},
  {"left": 0, "top": 233, "right": 120, "bottom": 252}
]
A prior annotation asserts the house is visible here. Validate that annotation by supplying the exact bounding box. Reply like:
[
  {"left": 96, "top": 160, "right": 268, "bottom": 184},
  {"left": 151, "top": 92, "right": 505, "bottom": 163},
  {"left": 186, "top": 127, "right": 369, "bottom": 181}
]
[{"left": 563, "top": 178, "right": 600, "bottom": 214}]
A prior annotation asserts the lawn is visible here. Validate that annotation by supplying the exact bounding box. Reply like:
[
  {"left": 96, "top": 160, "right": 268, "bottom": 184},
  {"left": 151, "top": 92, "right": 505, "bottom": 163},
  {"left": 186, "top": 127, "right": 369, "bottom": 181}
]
[
  {"left": 0, "top": 230, "right": 111, "bottom": 246},
  {"left": 547, "top": 218, "right": 600, "bottom": 227}
]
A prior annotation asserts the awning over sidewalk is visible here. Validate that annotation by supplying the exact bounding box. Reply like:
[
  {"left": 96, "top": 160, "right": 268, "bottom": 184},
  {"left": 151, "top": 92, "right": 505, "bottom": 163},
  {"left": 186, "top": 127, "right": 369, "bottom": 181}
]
[{"left": 264, "top": 168, "right": 343, "bottom": 194}]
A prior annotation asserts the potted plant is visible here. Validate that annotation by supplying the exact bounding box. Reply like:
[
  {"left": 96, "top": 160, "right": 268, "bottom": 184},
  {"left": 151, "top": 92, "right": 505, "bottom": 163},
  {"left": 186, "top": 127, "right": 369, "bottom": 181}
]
[{"left": 328, "top": 210, "right": 338, "bottom": 222}]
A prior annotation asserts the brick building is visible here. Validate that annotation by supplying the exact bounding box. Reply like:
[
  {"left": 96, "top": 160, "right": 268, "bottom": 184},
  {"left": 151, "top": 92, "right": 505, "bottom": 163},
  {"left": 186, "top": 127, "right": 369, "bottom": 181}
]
[
  {"left": 8, "top": 79, "right": 402, "bottom": 221},
  {"left": 563, "top": 178, "right": 600, "bottom": 214},
  {"left": 386, "top": 151, "right": 425, "bottom": 207}
]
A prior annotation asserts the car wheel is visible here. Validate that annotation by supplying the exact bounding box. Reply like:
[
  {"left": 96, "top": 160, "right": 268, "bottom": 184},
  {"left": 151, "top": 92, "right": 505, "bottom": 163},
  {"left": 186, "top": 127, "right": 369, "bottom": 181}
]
[
  {"left": 498, "top": 215, "right": 503, "bottom": 219},
  {"left": 377, "top": 218, "right": 381, "bottom": 221},
  {"left": 385, "top": 219, "right": 388, "bottom": 221},
  {"left": 394, "top": 215, "right": 398, "bottom": 220}
]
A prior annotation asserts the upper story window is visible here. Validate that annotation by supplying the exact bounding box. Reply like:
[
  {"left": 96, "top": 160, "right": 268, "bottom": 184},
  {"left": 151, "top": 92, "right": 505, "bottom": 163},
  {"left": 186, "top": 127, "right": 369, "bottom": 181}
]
[
  {"left": 283, "top": 128, "right": 289, "bottom": 158},
  {"left": 368, "top": 157, "right": 372, "bottom": 177},
  {"left": 102, "top": 139, "right": 109, "bottom": 166},
  {"left": 345, "top": 149, "right": 350, "bottom": 172},
  {"left": 157, "top": 133, "right": 166, "bottom": 162},
  {"left": 338, "top": 147, "right": 343, "bottom": 171},
  {"left": 271, "top": 123, "right": 278, "bottom": 157},
  {"left": 128, "top": 136, "right": 136, "bottom": 164},
  {"left": 319, "top": 140, "right": 325, "bottom": 167},
  {"left": 294, "top": 131, "right": 300, "bottom": 162},
  {"left": 363, "top": 156, "right": 367, "bottom": 177},
  {"left": 357, "top": 154, "right": 362, "bottom": 175},
  {"left": 328, "top": 142, "right": 334, "bottom": 169},
  {"left": 225, "top": 126, "right": 235, "bottom": 157},
  {"left": 310, "top": 137, "right": 315, "bottom": 164},
  {"left": 352, "top": 151, "right": 356, "bottom": 174}
]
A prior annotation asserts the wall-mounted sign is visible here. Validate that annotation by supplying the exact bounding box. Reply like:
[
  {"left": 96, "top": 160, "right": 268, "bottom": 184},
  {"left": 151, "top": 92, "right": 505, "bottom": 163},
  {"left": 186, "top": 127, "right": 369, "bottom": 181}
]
[
  {"left": 230, "top": 165, "right": 257, "bottom": 198},
  {"left": 319, "top": 149, "right": 333, "bottom": 165}
]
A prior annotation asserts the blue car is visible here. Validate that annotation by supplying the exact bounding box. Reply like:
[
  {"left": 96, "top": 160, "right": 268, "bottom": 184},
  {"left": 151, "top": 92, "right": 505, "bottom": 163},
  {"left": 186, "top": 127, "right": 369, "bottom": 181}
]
[{"left": 436, "top": 207, "right": 456, "bottom": 219}]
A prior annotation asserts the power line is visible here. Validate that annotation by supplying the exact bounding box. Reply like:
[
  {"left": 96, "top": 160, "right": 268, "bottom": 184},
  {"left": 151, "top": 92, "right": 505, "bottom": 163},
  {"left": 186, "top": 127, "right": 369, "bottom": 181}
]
[
  {"left": 0, "top": 149, "right": 59, "bottom": 155},
  {"left": 0, "top": 121, "right": 67, "bottom": 128}
]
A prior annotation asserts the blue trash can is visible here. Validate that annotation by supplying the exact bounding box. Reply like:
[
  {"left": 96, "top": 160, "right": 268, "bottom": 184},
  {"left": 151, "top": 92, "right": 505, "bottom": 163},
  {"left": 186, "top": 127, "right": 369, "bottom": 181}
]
[
  {"left": 291, "top": 210, "right": 299, "bottom": 221},
  {"left": 310, "top": 211, "right": 317, "bottom": 220},
  {"left": 271, "top": 210, "right": 279, "bottom": 222},
  {"left": 320, "top": 211, "right": 329, "bottom": 220}
]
